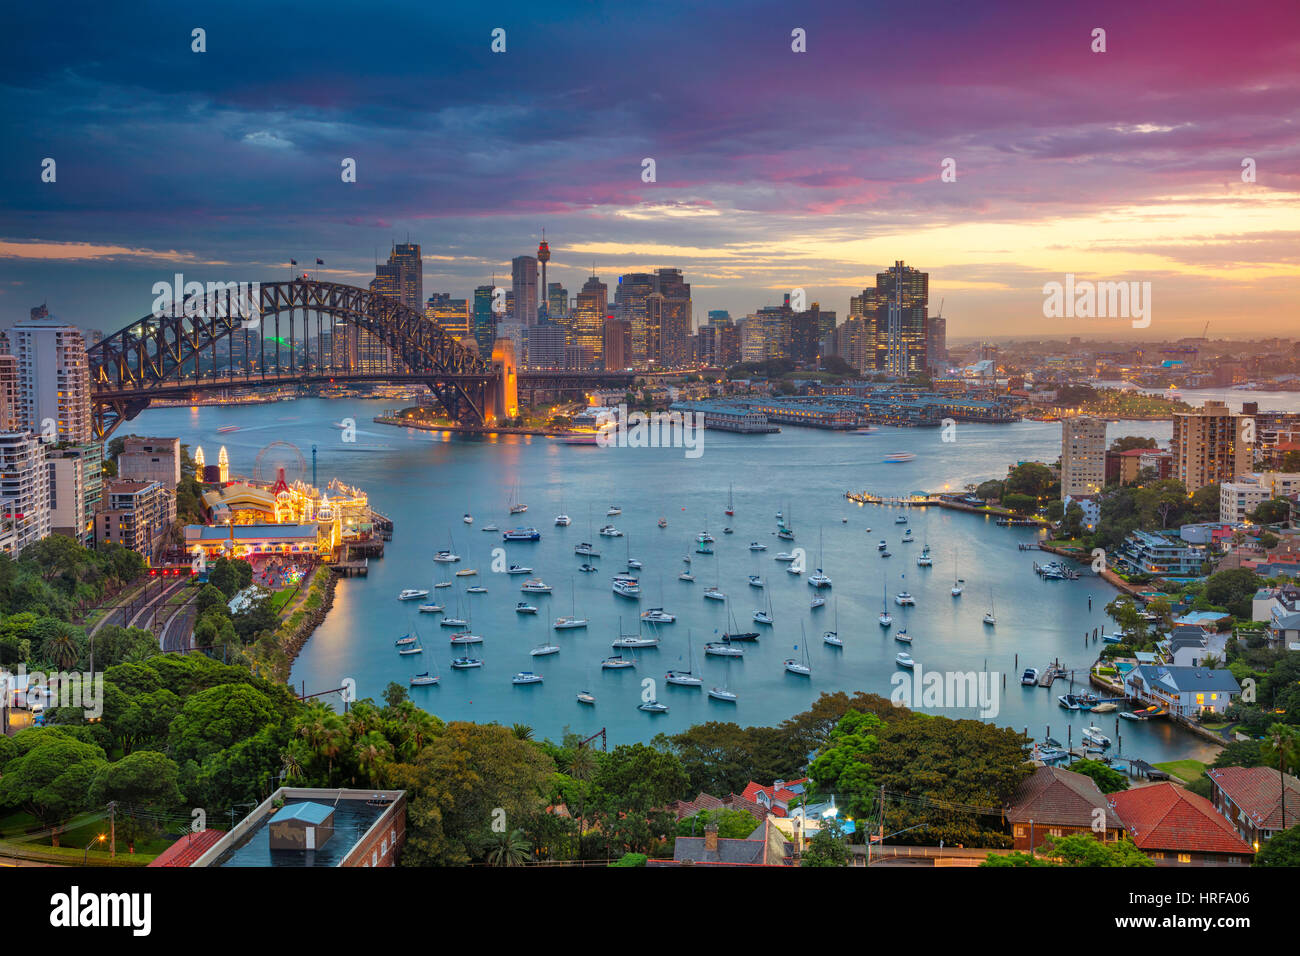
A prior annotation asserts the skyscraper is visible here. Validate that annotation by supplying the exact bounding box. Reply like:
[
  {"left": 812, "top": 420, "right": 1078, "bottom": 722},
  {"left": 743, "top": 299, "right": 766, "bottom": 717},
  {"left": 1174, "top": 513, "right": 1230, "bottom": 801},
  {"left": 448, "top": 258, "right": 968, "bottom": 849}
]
[
  {"left": 603, "top": 317, "right": 631, "bottom": 370},
  {"left": 573, "top": 275, "right": 607, "bottom": 368},
  {"left": 1172, "top": 401, "right": 1253, "bottom": 493},
  {"left": 472, "top": 285, "right": 498, "bottom": 356},
  {"left": 653, "top": 268, "right": 692, "bottom": 368},
  {"left": 512, "top": 255, "right": 539, "bottom": 326},
  {"left": 390, "top": 242, "right": 423, "bottom": 311},
  {"left": 614, "top": 272, "right": 655, "bottom": 365},
  {"left": 1060, "top": 417, "right": 1108, "bottom": 499},
  {"left": 877, "top": 261, "right": 928, "bottom": 377},
  {"left": 12, "top": 318, "right": 92, "bottom": 442},
  {"left": 425, "top": 293, "right": 471, "bottom": 339}
]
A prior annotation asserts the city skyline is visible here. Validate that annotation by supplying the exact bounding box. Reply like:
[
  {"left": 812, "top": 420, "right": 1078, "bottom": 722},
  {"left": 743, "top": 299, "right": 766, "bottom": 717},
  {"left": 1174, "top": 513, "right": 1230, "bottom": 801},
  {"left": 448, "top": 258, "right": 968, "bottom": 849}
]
[{"left": 1, "top": 1, "right": 1298, "bottom": 337}]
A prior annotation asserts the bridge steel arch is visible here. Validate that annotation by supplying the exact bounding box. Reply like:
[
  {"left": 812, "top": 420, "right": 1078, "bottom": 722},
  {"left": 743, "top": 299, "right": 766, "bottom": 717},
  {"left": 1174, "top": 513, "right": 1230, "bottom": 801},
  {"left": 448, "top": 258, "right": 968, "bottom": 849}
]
[{"left": 87, "top": 278, "right": 501, "bottom": 439}]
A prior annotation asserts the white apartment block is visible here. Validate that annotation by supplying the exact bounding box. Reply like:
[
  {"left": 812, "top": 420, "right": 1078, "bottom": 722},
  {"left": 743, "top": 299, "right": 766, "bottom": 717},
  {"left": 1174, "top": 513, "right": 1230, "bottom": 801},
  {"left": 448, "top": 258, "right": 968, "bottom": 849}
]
[
  {"left": 1060, "top": 416, "right": 1108, "bottom": 499},
  {"left": 0, "top": 431, "right": 52, "bottom": 554},
  {"left": 1220, "top": 472, "right": 1300, "bottom": 524},
  {"left": 12, "top": 321, "right": 93, "bottom": 444}
]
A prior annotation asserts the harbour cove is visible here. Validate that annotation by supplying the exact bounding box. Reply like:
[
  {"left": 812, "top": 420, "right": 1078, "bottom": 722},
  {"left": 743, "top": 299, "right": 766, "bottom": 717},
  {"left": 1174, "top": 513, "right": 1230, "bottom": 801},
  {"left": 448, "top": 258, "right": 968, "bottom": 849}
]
[{"left": 132, "top": 398, "right": 1217, "bottom": 766}]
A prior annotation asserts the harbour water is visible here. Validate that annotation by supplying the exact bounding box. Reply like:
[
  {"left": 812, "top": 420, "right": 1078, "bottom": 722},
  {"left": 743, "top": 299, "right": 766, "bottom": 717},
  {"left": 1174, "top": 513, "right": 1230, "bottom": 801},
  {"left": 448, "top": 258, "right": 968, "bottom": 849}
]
[{"left": 134, "top": 398, "right": 1221, "bottom": 763}]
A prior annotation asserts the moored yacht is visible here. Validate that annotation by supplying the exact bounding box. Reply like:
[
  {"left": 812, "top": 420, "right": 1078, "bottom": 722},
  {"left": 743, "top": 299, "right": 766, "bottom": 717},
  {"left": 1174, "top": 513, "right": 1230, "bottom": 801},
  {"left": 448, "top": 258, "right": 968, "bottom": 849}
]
[
  {"left": 641, "top": 607, "right": 676, "bottom": 624},
  {"left": 894, "top": 591, "right": 915, "bottom": 606},
  {"left": 708, "top": 686, "right": 738, "bottom": 702},
  {"left": 433, "top": 550, "right": 460, "bottom": 563},
  {"left": 418, "top": 603, "right": 444, "bottom": 614},
  {"left": 895, "top": 652, "right": 915, "bottom": 668},
  {"left": 638, "top": 699, "right": 668, "bottom": 713},
  {"left": 612, "top": 574, "right": 640, "bottom": 598},
  {"left": 703, "top": 586, "right": 725, "bottom": 601},
  {"left": 704, "top": 641, "right": 743, "bottom": 657},
  {"left": 398, "top": 588, "right": 430, "bottom": 601},
  {"left": 451, "top": 656, "right": 483, "bottom": 669},
  {"left": 555, "top": 513, "right": 571, "bottom": 526},
  {"left": 520, "top": 578, "right": 552, "bottom": 593},
  {"left": 511, "top": 671, "right": 544, "bottom": 685},
  {"left": 409, "top": 672, "right": 438, "bottom": 686}
]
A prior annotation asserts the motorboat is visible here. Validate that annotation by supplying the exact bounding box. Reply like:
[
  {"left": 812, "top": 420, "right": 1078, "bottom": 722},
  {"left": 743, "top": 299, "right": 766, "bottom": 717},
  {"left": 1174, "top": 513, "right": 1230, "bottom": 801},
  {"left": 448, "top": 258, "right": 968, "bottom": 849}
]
[
  {"left": 607, "top": 506, "right": 622, "bottom": 516},
  {"left": 777, "top": 528, "right": 794, "bottom": 541},
  {"left": 398, "top": 588, "right": 430, "bottom": 601},
  {"left": 520, "top": 578, "right": 552, "bottom": 593},
  {"left": 723, "top": 528, "right": 733, "bottom": 535},
  {"left": 433, "top": 550, "right": 460, "bottom": 563},
  {"left": 576, "top": 690, "right": 596, "bottom": 705},
  {"left": 894, "top": 628, "right": 912, "bottom": 644},
  {"left": 638, "top": 699, "right": 669, "bottom": 713},
  {"left": 884, "top": 453, "right": 916, "bottom": 463},
  {"left": 895, "top": 652, "right": 915, "bottom": 668},
  {"left": 612, "top": 575, "right": 640, "bottom": 598},
  {"left": 748, "top": 575, "right": 764, "bottom": 588},
  {"left": 1082, "top": 725, "right": 1112, "bottom": 748},
  {"left": 601, "top": 655, "right": 635, "bottom": 669},
  {"left": 704, "top": 641, "right": 743, "bottom": 657},
  {"left": 901, "top": 530, "right": 914, "bottom": 543},
  {"left": 708, "top": 687, "right": 738, "bottom": 702},
  {"left": 641, "top": 608, "right": 676, "bottom": 624},
  {"left": 696, "top": 531, "right": 715, "bottom": 543},
  {"left": 881, "top": 550, "right": 892, "bottom": 558},
  {"left": 894, "top": 592, "right": 915, "bottom": 606},
  {"left": 451, "top": 657, "right": 483, "bottom": 669},
  {"left": 895, "top": 515, "right": 908, "bottom": 525},
  {"left": 555, "top": 514, "right": 571, "bottom": 526},
  {"left": 409, "top": 672, "right": 438, "bottom": 686},
  {"left": 1021, "top": 667, "right": 1039, "bottom": 685},
  {"left": 627, "top": 558, "right": 643, "bottom": 570},
  {"left": 418, "top": 603, "right": 444, "bottom": 614},
  {"left": 1058, "top": 694, "right": 1081, "bottom": 710},
  {"left": 877, "top": 540, "right": 888, "bottom": 551},
  {"left": 703, "top": 586, "right": 725, "bottom": 601},
  {"left": 579, "top": 564, "right": 598, "bottom": 573},
  {"left": 1092, "top": 702, "right": 1118, "bottom": 714},
  {"left": 515, "top": 602, "right": 538, "bottom": 614},
  {"left": 774, "top": 552, "right": 796, "bottom": 563},
  {"left": 481, "top": 524, "right": 499, "bottom": 532},
  {"left": 463, "top": 514, "right": 473, "bottom": 525},
  {"left": 507, "top": 564, "right": 533, "bottom": 575},
  {"left": 808, "top": 569, "right": 831, "bottom": 588},
  {"left": 696, "top": 542, "right": 714, "bottom": 554},
  {"left": 511, "top": 672, "right": 544, "bottom": 685},
  {"left": 455, "top": 568, "right": 477, "bottom": 577},
  {"left": 465, "top": 585, "right": 487, "bottom": 594},
  {"left": 598, "top": 525, "right": 623, "bottom": 537},
  {"left": 503, "top": 528, "right": 541, "bottom": 541},
  {"left": 749, "top": 542, "right": 767, "bottom": 551},
  {"left": 575, "top": 542, "right": 600, "bottom": 556},
  {"left": 786, "top": 565, "right": 802, "bottom": 576}
]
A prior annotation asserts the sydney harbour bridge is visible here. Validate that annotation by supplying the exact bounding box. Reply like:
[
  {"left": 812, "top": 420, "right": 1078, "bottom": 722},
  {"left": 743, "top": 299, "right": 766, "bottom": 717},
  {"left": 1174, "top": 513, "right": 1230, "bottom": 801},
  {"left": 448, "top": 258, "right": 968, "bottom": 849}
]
[{"left": 87, "top": 278, "right": 634, "bottom": 440}]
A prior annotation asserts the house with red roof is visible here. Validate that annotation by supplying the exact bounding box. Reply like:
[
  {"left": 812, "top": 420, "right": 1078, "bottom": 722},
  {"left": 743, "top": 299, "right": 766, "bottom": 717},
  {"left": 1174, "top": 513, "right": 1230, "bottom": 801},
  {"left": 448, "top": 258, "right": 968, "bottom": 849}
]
[
  {"left": 740, "top": 778, "right": 808, "bottom": 818},
  {"left": 1005, "top": 766, "right": 1124, "bottom": 851},
  {"left": 1108, "top": 782, "right": 1254, "bottom": 866},
  {"left": 1206, "top": 766, "right": 1300, "bottom": 847},
  {"left": 669, "top": 791, "right": 770, "bottom": 823}
]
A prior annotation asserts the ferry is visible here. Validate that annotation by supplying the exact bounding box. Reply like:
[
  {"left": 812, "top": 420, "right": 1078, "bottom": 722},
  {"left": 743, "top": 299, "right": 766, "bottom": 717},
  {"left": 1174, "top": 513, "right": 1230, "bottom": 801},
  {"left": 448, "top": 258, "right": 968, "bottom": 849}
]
[
  {"left": 612, "top": 575, "right": 640, "bottom": 598},
  {"left": 398, "top": 588, "right": 430, "bottom": 601},
  {"left": 884, "top": 452, "right": 916, "bottom": 463},
  {"left": 503, "top": 528, "right": 542, "bottom": 541},
  {"left": 511, "top": 671, "right": 543, "bottom": 685}
]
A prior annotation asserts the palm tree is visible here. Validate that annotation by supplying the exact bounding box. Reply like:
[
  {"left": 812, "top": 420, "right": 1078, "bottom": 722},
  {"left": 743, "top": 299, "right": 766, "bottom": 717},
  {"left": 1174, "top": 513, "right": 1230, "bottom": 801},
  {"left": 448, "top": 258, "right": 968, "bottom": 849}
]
[
  {"left": 484, "top": 828, "right": 530, "bottom": 866},
  {"left": 354, "top": 731, "right": 393, "bottom": 787},
  {"left": 42, "top": 627, "right": 81, "bottom": 671},
  {"left": 511, "top": 723, "right": 534, "bottom": 741},
  {"left": 1262, "top": 723, "right": 1300, "bottom": 830}
]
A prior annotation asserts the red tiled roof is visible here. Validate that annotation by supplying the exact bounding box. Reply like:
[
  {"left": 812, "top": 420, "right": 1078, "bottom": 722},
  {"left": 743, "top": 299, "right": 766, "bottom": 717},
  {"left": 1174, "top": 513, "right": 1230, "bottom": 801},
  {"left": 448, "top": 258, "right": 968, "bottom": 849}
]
[
  {"left": 741, "top": 779, "right": 808, "bottom": 817},
  {"left": 1207, "top": 766, "right": 1300, "bottom": 832},
  {"left": 1007, "top": 766, "right": 1122, "bottom": 829},
  {"left": 148, "top": 829, "right": 226, "bottom": 867},
  {"left": 1108, "top": 783, "right": 1254, "bottom": 856}
]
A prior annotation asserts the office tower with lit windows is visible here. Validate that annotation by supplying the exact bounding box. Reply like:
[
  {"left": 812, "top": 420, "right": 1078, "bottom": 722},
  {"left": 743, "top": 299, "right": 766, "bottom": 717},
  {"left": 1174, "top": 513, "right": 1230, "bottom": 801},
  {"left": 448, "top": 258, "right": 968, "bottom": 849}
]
[
  {"left": 789, "top": 303, "right": 834, "bottom": 365},
  {"left": 652, "top": 268, "right": 692, "bottom": 368},
  {"left": 512, "top": 255, "right": 539, "bottom": 326},
  {"left": 472, "top": 285, "right": 498, "bottom": 355},
  {"left": 573, "top": 275, "right": 607, "bottom": 368},
  {"left": 614, "top": 272, "right": 655, "bottom": 365},
  {"left": 926, "top": 314, "right": 947, "bottom": 372},
  {"left": 547, "top": 283, "right": 568, "bottom": 320},
  {"left": 1060, "top": 417, "right": 1108, "bottom": 499},
  {"left": 390, "top": 242, "right": 423, "bottom": 311},
  {"left": 876, "top": 261, "right": 928, "bottom": 377},
  {"left": 425, "top": 293, "right": 471, "bottom": 340},
  {"left": 603, "top": 317, "right": 631, "bottom": 370}
]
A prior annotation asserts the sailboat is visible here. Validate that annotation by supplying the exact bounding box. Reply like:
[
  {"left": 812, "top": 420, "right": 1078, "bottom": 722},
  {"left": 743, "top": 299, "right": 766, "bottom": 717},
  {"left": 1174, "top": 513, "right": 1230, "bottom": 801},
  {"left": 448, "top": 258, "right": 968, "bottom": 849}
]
[
  {"left": 554, "top": 578, "right": 588, "bottom": 629},
  {"left": 508, "top": 481, "right": 527, "bottom": 514},
  {"left": 433, "top": 529, "right": 460, "bottom": 563},
  {"left": 984, "top": 587, "right": 997, "bottom": 626},
  {"left": 808, "top": 527, "right": 832, "bottom": 588},
  {"left": 665, "top": 630, "right": 703, "bottom": 686},
  {"left": 723, "top": 598, "right": 759, "bottom": 641},
  {"left": 753, "top": 589, "right": 773, "bottom": 625},
  {"left": 725, "top": 483, "right": 734, "bottom": 517},
  {"left": 951, "top": 551, "right": 964, "bottom": 597},
  {"left": 575, "top": 505, "right": 600, "bottom": 557},
  {"left": 626, "top": 534, "right": 642, "bottom": 570},
  {"left": 823, "top": 598, "right": 842, "bottom": 646},
  {"left": 679, "top": 558, "right": 695, "bottom": 582},
  {"left": 555, "top": 494, "right": 570, "bottom": 526},
  {"left": 784, "top": 625, "right": 812, "bottom": 676},
  {"left": 879, "top": 576, "right": 893, "bottom": 628}
]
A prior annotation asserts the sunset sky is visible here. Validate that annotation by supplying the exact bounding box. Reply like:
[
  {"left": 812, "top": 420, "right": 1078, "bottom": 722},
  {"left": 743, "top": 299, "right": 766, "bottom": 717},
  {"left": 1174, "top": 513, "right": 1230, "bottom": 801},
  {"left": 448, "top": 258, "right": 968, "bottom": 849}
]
[{"left": 1, "top": 0, "right": 1297, "bottom": 340}]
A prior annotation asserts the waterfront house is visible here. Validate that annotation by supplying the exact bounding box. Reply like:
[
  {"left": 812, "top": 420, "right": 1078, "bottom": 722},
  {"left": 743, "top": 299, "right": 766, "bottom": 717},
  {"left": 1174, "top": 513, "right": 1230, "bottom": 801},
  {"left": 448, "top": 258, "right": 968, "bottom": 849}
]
[
  {"left": 1160, "top": 625, "right": 1222, "bottom": 667},
  {"left": 1125, "top": 664, "right": 1240, "bottom": 716},
  {"left": 1108, "top": 783, "right": 1254, "bottom": 866},
  {"left": 740, "top": 778, "right": 809, "bottom": 818},
  {"left": 1206, "top": 766, "right": 1300, "bottom": 848},
  {"left": 1005, "top": 766, "right": 1124, "bottom": 851},
  {"left": 1117, "top": 530, "right": 1207, "bottom": 577}
]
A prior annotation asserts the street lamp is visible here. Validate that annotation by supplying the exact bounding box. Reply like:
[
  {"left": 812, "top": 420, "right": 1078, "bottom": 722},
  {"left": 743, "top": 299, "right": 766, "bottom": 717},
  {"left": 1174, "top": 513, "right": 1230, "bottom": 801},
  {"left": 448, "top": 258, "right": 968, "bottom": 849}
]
[{"left": 84, "top": 833, "right": 106, "bottom": 863}]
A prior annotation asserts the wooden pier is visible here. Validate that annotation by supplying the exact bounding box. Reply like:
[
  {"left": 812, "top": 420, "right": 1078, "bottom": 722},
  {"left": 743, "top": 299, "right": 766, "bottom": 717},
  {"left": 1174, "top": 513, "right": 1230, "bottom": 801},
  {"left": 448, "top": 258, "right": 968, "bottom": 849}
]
[{"left": 333, "top": 559, "right": 368, "bottom": 577}]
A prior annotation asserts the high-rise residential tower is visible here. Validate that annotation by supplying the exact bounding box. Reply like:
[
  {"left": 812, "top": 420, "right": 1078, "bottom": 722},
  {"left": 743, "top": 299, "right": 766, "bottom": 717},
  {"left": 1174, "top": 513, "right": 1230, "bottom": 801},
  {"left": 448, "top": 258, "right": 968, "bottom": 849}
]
[
  {"left": 512, "top": 255, "right": 539, "bottom": 326},
  {"left": 1060, "top": 417, "right": 1108, "bottom": 499},
  {"left": 1172, "top": 401, "right": 1254, "bottom": 493}
]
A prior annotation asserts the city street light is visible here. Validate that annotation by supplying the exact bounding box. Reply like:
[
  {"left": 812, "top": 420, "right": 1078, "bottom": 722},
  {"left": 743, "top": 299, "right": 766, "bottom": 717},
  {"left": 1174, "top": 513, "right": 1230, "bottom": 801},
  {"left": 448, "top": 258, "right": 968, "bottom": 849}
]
[{"left": 84, "top": 833, "right": 106, "bottom": 863}]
